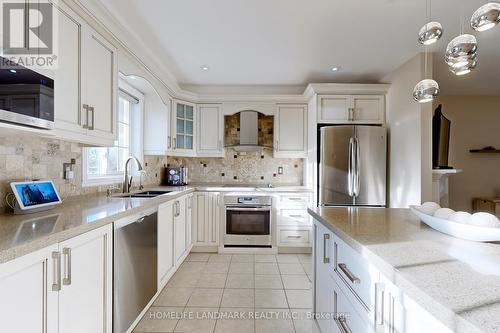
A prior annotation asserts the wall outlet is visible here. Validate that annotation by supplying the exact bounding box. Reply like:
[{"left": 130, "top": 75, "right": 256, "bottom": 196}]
[{"left": 278, "top": 166, "right": 283, "bottom": 175}]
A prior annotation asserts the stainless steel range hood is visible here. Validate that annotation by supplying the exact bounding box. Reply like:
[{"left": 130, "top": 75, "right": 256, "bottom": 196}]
[{"left": 231, "top": 111, "right": 269, "bottom": 152}]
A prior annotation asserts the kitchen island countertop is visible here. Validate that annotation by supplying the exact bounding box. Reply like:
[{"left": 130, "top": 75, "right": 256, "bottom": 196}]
[{"left": 309, "top": 207, "right": 500, "bottom": 333}]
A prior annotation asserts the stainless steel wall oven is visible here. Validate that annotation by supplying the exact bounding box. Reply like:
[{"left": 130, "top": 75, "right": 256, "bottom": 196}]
[{"left": 224, "top": 195, "right": 272, "bottom": 247}]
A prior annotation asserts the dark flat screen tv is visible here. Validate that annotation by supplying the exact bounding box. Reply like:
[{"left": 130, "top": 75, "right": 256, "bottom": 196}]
[{"left": 432, "top": 104, "right": 452, "bottom": 169}]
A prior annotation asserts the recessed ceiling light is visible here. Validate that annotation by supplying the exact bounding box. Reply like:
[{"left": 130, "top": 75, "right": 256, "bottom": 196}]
[
  {"left": 128, "top": 75, "right": 137, "bottom": 80},
  {"left": 201, "top": 65, "right": 209, "bottom": 71},
  {"left": 9, "top": 69, "right": 16, "bottom": 73},
  {"left": 331, "top": 66, "right": 341, "bottom": 72}
]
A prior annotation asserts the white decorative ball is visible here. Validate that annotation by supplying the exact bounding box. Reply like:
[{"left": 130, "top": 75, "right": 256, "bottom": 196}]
[
  {"left": 419, "top": 202, "right": 441, "bottom": 215},
  {"left": 469, "top": 212, "right": 500, "bottom": 228},
  {"left": 434, "top": 208, "right": 455, "bottom": 220},
  {"left": 449, "top": 211, "right": 472, "bottom": 224}
]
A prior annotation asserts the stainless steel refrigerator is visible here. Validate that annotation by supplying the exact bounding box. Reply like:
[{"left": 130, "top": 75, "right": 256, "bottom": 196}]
[{"left": 319, "top": 125, "right": 387, "bottom": 206}]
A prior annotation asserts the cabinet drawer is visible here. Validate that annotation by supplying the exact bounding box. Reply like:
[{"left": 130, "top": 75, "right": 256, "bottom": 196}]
[
  {"left": 333, "top": 278, "right": 372, "bottom": 333},
  {"left": 277, "top": 195, "right": 310, "bottom": 207},
  {"left": 277, "top": 209, "right": 310, "bottom": 225},
  {"left": 278, "top": 229, "right": 310, "bottom": 246},
  {"left": 334, "top": 236, "right": 377, "bottom": 311}
]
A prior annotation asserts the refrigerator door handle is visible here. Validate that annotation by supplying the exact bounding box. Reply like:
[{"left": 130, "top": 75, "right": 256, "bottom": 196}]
[
  {"left": 348, "top": 138, "right": 355, "bottom": 197},
  {"left": 353, "top": 137, "right": 361, "bottom": 197}
]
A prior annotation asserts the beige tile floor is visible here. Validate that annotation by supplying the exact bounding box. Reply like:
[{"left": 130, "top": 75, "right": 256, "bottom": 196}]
[{"left": 133, "top": 253, "right": 313, "bottom": 333}]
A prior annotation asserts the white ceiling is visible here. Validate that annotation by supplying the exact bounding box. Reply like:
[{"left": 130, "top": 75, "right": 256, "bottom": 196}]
[{"left": 99, "top": 0, "right": 500, "bottom": 94}]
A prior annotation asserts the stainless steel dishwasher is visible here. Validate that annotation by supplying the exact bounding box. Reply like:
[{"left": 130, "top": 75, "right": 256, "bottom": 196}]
[{"left": 113, "top": 206, "right": 158, "bottom": 333}]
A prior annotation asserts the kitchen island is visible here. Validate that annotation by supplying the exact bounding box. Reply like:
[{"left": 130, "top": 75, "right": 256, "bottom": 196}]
[{"left": 309, "top": 207, "right": 500, "bottom": 333}]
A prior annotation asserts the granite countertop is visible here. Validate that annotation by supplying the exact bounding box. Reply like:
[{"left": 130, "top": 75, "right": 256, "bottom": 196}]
[
  {"left": 308, "top": 207, "right": 500, "bottom": 333},
  {"left": 0, "top": 186, "right": 193, "bottom": 264},
  {"left": 0, "top": 184, "right": 313, "bottom": 264}
]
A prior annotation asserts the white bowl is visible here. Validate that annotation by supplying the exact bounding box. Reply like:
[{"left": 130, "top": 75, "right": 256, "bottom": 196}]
[
  {"left": 469, "top": 212, "right": 500, "bottom": 228},
  {"left": 419, "top": 202, "right": 441, "bottom": 215},
  {"left": 410, "top": 206, "right": 500, "bottom": 242},
  {"left": 434, "top": 208, "right": 455, "bottom": 220},
  {"left": 449, "top": 211, "right": 471, "bottom": 224}
]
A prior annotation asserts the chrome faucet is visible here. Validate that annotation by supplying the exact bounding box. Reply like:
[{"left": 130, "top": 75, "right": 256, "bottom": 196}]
[{"left": 123, "top": 156, "right": 143, "bottom": 193}]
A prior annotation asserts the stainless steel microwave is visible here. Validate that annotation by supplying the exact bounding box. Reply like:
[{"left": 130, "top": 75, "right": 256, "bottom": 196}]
[{"left": 0, "top": 56, "right": 54, "bottom": 129}]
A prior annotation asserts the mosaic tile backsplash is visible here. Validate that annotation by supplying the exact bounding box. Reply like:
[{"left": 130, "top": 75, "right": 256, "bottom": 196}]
[
  {"left": 167, "top": 148, "right": 303, "bottom": 185},
  {"left": 0, "top": 134, "right": 303, "bottom": 208},
  {"left": 0, "top": 135, "right": 165, "bottom": 208}
]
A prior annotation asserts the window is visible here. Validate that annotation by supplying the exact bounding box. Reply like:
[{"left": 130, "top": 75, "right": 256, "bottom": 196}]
[{"left": 82, "top": 81, "right": 143, "bottom": 186}]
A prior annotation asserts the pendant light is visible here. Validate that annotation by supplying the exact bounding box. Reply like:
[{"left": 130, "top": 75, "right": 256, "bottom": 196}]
[
  {"left": 471, "top": 2, "right": 500, "bottom": 32},
  {"left": 413, "top": 0, "right": 439, "bottom": 103},
  {"left": 418, "top": 0, "right": 443, "bottom": 45},
  {"left": 445, "top": 4, "right": 478, "bottom": 77}
]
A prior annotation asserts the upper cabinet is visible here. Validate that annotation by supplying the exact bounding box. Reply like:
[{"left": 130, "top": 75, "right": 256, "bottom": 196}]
[
  {"left": 51, "top": 2, "right": 117, "bottom": 146},
  {"left": 170, "top": 100, "right": 196, "bottom": 156},
  {"left": 274, "top": 104, "right": 307, "bottom": 158},
  {"left": 318, "top": 94, "right": 385, "bottom": 124},
  {"left": 81, "top": 26, "right": 117, "bottom": 143},
  {"left": 197, "top": 104, "right": 223, "bottom": 157}
]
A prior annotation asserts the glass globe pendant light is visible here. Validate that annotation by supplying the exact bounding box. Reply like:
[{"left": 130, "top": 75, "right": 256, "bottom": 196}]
[
  {"left": 418, "top": 0, "right": 443, "bottom": 45},
  {"left": 471, "top": 2, "right": 500, "bottom": 32},
  {"left": 413, "top": 0, "right": 439, "bottom": 103},
  {"left": 413, "top": 78, "right": 440, "bottom": 103}
]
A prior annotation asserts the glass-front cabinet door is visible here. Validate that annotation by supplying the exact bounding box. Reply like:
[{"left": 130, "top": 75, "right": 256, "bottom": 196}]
[{"left": 171, "top": 100, "right": 196, "bottom": 156}]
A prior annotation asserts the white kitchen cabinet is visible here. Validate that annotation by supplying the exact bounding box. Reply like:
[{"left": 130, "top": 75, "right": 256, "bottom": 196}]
[
  {"left": 197, "top": 104, "right": 224, "bottom": 157},
  {"left": 318, "top": 95, "right": 385, "bottom": 124},
  {"left": 170, "top": 100, "right": 196, "bottom": 156},
  {"left": 52, "top": 2, "right": 84, "bottom": 136},
  {"left": 274, "top": 104, "right": 308, "bottom": 158},
  {"left": 144, "top": 94, "right": 172, "bottom": 155},
  {"left": 192, "top": 192, "right": 221, "bottom": 247},
  {"left": 58, "top": 224, "right": 113, "bottom": 333},
  {"left": 0, "top": 245, "right": 59, "bottom": 333},
  {"left": 158, "top": 200, "right": 175, "bottom": 288},
  {"left": 0, "top": 224, "right": 112, "bottom": 333},
  {"left": 81, "top": 25, "right": 118, "bottom": 143},
  {"left": 185, "top": 193, "right": 194, "bottom": 249},
  {"left": 314, "top": 222, "right": 334, "bottom": 333},
  {"left": 174, "top": 197, "right": 187, "bottom": 266}
]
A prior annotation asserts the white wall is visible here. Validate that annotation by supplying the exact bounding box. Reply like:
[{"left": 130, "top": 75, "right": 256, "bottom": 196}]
[
  {"left": 382, "top": 54, "right": 432, "bottom": 208},
  {"left": 433, "top": 96, "right": 500, "bottom": 211}
]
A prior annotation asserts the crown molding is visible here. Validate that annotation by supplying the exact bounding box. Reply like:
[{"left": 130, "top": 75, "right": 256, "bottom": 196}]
[{"left": 66, "top": 0, "right": 391, "bottom": 105}]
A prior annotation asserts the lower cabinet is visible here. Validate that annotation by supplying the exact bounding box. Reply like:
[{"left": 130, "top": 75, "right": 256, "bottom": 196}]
[
  {"left": 313, "top": 219, "right": 453, "bottom": 333},
  {"left": 158, "top": 194, "right": 193, "bottom": 289},
  {"left": 158, "top": 200, "right": 175, "bottom": 288},
  {"left": 276, "top": 192, "right": 313, "bottom": 248},
  {"left": 174, "top": 197, "right": 187, "bottom": 266},
  {"left": 314, "top": 222, "right": 334, "bottom": 333},
  {"left": 0, "top": 224, "right": 113, "bottom": 333},
  {"left": 192, "top": 192, "right": 221, "bottom": 247}
]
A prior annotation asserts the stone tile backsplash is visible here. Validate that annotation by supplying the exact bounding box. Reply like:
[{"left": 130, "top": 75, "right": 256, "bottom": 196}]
[
  {"left": 167, "top": 148, "right": 303, "bottom": 185},
  {"left": 0, "top": 134, "right": 303, "bottom": 208},
  {"left": 0, "top": 136, "right": 165, "bottom": 208}
]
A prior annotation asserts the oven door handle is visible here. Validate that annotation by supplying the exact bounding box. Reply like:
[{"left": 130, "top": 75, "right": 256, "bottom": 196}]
[{"left": 226, "top": 207, "right": 271, "bottom": 212}]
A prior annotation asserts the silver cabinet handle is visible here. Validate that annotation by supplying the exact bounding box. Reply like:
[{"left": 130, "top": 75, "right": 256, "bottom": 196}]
[
  {"left": 336, "top": 317, "right": 353, "bottom": 333},
  {"left": 338, "top": 263, "right": 360, "bottom": 284},
  {"left": 287, "top": 235, "right": 302, "bottom": 239},
  {"left": 168, "top": 136, "right": 172, "bottom": 149},
  {"left": 289, "top": 214, "right": 304, "bottom": 218},
  {"left": 173, "top": 137, "right": 177, "bottom": 149},
  {"left": 88, "top": 106, "right": 95, "bottom": 130},
  {"left": 62, "top": 247, "right": 72, "bottom": 286},
  {"left": 82, "top": 104, "right": 89, "bottom": 128},
  {"left": 323, "top": 234, "right": 330, "bottom": 263},
  {"left": 52, "top": 251, "right": 61, "bottom": 291},
  {"left": 288, "top": 197, "right": 303, "bottom": 201}
]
